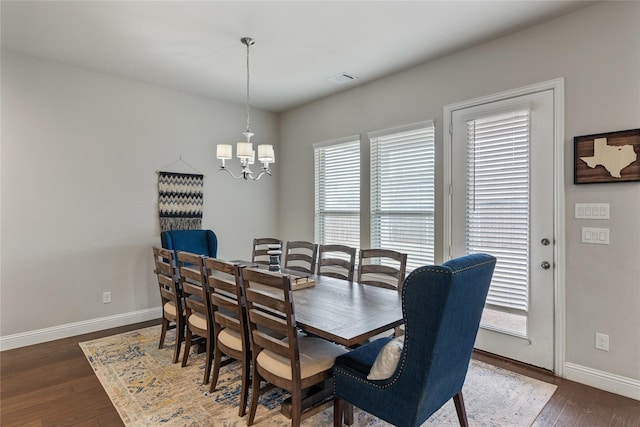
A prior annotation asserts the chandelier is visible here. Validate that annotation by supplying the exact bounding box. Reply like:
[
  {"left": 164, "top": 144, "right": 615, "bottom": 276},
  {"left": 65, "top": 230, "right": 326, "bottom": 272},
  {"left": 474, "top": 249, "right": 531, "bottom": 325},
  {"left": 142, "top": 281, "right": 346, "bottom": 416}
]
[{"left": 216, "top": 37, "right": 275, "bottom": 180}]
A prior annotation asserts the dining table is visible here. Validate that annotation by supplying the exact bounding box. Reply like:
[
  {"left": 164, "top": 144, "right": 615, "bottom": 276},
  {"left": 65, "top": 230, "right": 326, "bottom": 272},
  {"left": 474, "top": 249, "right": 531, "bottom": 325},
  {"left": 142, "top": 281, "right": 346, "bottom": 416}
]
[{"left": 233, "top": 262, "right": 404, "bottom": 348}]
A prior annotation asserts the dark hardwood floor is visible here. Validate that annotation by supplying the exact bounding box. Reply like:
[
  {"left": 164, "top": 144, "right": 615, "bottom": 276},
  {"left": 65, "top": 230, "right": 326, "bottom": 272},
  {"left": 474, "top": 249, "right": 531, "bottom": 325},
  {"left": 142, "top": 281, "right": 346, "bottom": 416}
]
[{"left": 1, "top": 320, "right": 638, "bottom": 426}]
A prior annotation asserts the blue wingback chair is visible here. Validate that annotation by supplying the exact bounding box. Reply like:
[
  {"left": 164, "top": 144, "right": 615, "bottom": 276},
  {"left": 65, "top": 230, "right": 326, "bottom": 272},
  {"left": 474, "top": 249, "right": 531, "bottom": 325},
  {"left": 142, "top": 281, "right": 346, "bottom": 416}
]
[
  {"left": 160, "top": 229, "right": 218, "bottom": 260},
  {"left": 333, "top": 253, "right": 497, "bottom": 427}
]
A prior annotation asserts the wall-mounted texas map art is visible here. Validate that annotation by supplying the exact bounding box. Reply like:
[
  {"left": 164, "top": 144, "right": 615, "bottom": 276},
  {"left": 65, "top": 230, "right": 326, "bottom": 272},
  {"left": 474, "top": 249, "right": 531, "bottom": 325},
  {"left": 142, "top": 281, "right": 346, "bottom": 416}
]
[{"left": 574, "top": 129, "right": 640, "bottom": 184}]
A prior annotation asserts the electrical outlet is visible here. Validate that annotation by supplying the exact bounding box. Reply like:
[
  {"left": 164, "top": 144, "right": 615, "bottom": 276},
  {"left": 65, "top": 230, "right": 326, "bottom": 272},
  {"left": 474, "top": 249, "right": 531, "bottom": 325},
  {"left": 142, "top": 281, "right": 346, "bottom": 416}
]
[
  {"left": 595, "top": 332, "right": 609, "bottom": 351},
  {"left": 103, "top": 291, "right": 112, "bottom": 304}
]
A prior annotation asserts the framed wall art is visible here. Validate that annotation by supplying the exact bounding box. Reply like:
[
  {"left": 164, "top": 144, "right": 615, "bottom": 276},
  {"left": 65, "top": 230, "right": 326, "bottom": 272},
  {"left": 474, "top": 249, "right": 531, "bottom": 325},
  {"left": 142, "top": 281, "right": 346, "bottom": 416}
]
[{"left": 574, "top": 128, "right": 640, "bottom": 184}]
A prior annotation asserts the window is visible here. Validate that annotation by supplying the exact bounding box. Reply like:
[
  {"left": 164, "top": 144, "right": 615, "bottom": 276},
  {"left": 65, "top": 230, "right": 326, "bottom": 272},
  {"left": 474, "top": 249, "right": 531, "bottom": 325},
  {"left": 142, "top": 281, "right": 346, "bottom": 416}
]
[
  {"left": 314, "top": 137, "right": 360, "bottom": 249},
  {"left": 466, "top": 110, "right": 530, "bottom": 313},
  {"left": 369, "top": 122, "right": 435, "bottom": 271}
]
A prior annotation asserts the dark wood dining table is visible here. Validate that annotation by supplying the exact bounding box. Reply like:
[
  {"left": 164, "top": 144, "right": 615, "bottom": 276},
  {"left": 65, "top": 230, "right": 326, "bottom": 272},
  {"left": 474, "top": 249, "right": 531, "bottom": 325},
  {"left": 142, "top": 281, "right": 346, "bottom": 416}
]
[
  {"left": 287, "top": 273, "right": 403, "bottom": 347},
  {"left": 233, "top": 262, "right": 404, "bottom": 348}
]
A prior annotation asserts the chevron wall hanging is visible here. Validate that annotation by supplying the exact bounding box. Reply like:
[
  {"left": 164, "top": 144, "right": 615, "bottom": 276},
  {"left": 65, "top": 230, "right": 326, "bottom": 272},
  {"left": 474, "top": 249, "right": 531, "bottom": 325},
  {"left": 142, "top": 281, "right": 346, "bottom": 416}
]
[{"left": 158, "top": 171, "right": 204, "bottom": 232}]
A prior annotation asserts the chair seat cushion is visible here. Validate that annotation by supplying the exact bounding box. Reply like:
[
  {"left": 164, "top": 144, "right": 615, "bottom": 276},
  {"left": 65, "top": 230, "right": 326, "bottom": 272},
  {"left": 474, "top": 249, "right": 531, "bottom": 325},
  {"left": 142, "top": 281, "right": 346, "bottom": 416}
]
[
  {"left": 367, "top": 335, "right": 404, "bottom": 380},
  {"left": 334, "top": 337, "right": 392, "bottom": 375},
  {"left": 218, "top": 328, "right": 243, "bottom": 351},
  {"left": 257, "top": 336, "right": 348, "bottom": 380},
  {"left": 188, "top": 311, "right": 207, "bottom": 330},
  {"left": 163, "top": 301, "right": 177, "bottom": 317}
]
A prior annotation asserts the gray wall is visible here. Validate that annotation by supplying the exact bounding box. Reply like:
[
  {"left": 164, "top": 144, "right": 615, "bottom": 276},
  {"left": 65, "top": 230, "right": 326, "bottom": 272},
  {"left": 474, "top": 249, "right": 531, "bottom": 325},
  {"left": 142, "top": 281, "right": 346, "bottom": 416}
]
[
  {"left": 1, "top": 51, "right": 279, "bottom": 337},
  {"left": 278, "top": 1, "right": 639, "bottom": 384}
]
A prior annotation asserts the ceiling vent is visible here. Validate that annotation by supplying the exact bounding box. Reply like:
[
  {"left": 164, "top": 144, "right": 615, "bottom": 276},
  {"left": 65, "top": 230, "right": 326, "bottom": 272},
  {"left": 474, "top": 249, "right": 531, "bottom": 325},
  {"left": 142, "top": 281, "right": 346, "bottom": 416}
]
[{"left": 328, "top": 73, "right": 358, "bottom": 85}]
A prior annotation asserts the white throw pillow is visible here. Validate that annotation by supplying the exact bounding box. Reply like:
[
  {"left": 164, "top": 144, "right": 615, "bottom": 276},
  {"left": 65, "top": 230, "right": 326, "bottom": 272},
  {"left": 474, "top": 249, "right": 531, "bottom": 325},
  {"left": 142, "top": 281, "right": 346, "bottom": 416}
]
[{"left": 367, "top": 336, "right": 404, "bottom": 380}]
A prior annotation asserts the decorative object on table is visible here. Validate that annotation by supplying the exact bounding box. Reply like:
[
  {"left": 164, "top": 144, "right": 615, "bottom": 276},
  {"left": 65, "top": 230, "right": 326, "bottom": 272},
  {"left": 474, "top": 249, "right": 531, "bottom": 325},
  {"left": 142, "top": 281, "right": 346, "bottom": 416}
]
[
  {"left": 288, "top": 274, "right": 315, "bottom": 291},
  {"left": 267, "top": 243, "right": 282, "bottom": 271},
  {"left": 79, "top": 325, "right": 557, "bottom": 427},
  {"left": 157, "top": 171, "right": 204, "bottom": 231},
  {"left": 574, "top": 128, "right": 640, "bottom": 184},
  {"left": 216, "top": 37, "right": 275, "bottom": 180},
  {"left": 252, "top": 237, "right": 283, "bottom": 266}
]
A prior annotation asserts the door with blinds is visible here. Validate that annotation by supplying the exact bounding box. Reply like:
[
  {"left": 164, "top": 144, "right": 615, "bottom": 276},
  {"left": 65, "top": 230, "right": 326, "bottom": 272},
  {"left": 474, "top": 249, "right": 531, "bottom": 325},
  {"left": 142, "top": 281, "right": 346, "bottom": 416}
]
[{"left": 447, "top": 88, "right": 556, "bottom": 370}]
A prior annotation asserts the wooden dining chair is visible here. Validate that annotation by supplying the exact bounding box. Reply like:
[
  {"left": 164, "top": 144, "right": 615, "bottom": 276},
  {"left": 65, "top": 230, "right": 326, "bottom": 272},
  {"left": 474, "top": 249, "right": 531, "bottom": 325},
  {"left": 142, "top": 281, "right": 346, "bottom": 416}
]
[
  {"left": 251, "top": 237, "right": 283, "bottom": 266},
  {"left": 317, "top": 244, "right": 357, "bottom": 282},
  {"left": 357, "top": 248, "right": 408, "bottom": 291},
  {"left": 204, "top": 258, "right": 251, "bottom": 416},
  {"left": 153, "top": 246, "right": 185, "bottom": 364},
  {"left": 283, "top": 240, "right": 318, "bottom": 275},
  {"left": 177, "top": 251, "right": 214, "bottom": 385},
  {"left": 242, "top": 267, "right": 348, "bottom": 427}
]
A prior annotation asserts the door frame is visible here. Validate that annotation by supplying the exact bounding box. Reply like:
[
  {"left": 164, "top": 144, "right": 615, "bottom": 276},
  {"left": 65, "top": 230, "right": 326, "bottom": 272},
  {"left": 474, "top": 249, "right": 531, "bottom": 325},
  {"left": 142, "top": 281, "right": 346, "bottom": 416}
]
[{"left": 443, "top": 78, "right": 565, "bottom": 375}]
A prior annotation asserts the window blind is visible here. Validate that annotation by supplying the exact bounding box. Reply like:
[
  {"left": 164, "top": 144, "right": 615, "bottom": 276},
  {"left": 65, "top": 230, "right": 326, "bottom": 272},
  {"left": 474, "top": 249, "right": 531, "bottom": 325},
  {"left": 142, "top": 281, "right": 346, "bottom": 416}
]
[
  {"left": 314, "top": 138, "right": 360, "bottom": 250},
  {"left": 466, "top": 110, "right": 530, "bottom": 313},
  {"left": 370, "top": 122, "right": 435, "bottom": 271}
]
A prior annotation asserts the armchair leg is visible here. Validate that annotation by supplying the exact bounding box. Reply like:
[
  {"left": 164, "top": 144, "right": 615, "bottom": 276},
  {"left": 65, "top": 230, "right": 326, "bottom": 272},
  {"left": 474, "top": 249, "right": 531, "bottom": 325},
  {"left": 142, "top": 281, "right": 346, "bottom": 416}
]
[
  {"left": 333, "top": 397, "right": 342, "bottom": 427},
  {"left": 453, "top": 391, "right": 469, "bottom": 427}
]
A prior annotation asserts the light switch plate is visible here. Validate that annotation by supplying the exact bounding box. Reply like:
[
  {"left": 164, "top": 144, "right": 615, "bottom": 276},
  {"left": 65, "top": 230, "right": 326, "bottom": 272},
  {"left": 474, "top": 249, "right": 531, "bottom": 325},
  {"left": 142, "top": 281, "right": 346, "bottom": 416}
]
[
  {"left": 581, "top": 227, "right": 610, "bottom": 244},
  {"left": 575, "top": 203, "right": 610, "bottom": 219}
]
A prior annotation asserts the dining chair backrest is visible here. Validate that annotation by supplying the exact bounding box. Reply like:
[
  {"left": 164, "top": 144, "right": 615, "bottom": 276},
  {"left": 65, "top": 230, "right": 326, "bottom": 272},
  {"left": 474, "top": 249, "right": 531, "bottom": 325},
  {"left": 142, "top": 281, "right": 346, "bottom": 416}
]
[
  {"left": 242, "top": 267, "right": 347, "bottom": 426},
  {"left": 284, "top": 240, "right": 318, "bottom": 275},
  {"left": 153, "top": 246, "right": 185, "bottom": 364},
  {"left": 251, "top": 237, "right": 283, "bottom": 266},
  {"left": 161, "top": 229, "right": 218, "bottom": 260},
  {"left": 317, "top": 244, "right": 357, "bottom": 282},
  {"left": 177, "top": 251, "right": 214, "bottom": 384},
  {"left": 357, "top": 248, "right": 408, "bottom": 291},
  {"left": 204, "top": 258, "right": 251, "bottom": 416}
]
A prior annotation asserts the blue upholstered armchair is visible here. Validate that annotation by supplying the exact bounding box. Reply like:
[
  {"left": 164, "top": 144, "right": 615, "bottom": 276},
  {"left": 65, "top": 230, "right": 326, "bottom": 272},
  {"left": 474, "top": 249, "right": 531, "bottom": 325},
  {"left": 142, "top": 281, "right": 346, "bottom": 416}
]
[
  {"left": 333, "top": 253, "right": 497, "bottom": 427},
  {"left": 160, "top": 229, "right": 218, "bottom": 259}
]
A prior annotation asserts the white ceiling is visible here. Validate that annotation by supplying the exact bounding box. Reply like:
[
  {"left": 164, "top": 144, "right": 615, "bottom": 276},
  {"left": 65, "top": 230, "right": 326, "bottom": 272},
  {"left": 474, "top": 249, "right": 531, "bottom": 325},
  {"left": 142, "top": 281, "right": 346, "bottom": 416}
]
[{"left": 1, "top": 1, "right": 594, "bottom": 112}]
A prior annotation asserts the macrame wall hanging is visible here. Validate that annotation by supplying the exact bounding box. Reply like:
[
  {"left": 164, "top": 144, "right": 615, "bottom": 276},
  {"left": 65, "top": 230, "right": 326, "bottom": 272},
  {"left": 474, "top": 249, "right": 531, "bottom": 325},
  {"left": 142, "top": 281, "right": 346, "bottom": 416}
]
[{"left": 158, "top": 171, "right": 204, "bottom": 232}]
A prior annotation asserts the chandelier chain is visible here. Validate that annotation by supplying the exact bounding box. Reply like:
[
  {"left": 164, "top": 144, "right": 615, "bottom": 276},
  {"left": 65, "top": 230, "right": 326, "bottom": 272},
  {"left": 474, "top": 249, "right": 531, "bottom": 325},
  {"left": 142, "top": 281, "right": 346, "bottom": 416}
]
[{"left": 245, "top": 39, "right": 251, "bottom": 135}]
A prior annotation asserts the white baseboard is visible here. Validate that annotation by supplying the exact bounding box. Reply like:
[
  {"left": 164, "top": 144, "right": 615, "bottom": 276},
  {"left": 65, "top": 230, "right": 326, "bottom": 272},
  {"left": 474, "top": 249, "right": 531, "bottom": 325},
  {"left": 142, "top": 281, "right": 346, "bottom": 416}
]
[
  {"left": 0, "top": 307, "right": 162, "bottom": 351},
  {"left": 564, "top": 362, "right": 640, "bottom": 401}
]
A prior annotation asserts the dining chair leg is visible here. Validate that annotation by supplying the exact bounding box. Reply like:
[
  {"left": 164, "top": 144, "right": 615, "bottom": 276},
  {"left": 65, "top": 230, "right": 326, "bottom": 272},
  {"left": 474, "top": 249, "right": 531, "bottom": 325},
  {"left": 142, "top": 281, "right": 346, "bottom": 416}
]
[
  {"left": 291, "top": 388, "right": 302, "bottom": 427},
  {"left": 238, "top": 356, "right": 250, "bottom": 417},
  {"left": 181, "top": 329, "right": 192, "bottom": 367},
  {"left": 247, "top": 370, "right": 261, "bottom": 426},
  {"left": 173, "top": 319, "right": 184, "bottom": 364},
  {"left": 202, "top": 335, "right": 213, "bottom": 385},
  {"left": 209, "top": 347, "right": 223, "bottom": 393},
  {"left": 159, "top": 318, "right": 168, "bottom": 349},
  {"left": 453, "top": 391, "right": 469, "bottom": 427}
]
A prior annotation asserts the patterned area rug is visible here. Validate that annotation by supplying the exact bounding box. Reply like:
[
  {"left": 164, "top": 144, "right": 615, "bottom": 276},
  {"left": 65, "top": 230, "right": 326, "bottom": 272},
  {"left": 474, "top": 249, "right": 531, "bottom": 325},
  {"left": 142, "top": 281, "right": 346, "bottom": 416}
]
[{"left": 79, "top": 326, "right": 556, "bottom": 426}]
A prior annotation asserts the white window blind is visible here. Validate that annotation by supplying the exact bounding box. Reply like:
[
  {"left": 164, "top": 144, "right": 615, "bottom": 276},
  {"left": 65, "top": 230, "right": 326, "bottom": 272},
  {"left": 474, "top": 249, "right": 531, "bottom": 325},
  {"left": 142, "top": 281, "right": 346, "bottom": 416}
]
[
  {"left": 370, "top": 122, "right": 435, "bottom": 271},
  {"left": 314, "top": 138, "right": 360, "bottom": 250},
  {"left": 466, "top": 110, "right": 530, "bottom": 313}
]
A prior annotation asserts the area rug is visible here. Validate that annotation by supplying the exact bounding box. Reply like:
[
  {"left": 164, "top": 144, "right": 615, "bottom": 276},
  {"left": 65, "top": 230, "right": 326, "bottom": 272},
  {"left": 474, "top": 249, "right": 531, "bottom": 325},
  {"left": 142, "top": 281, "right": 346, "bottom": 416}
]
[{"left": 79, "top": 326, "right": 556, "bottom": 426}]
